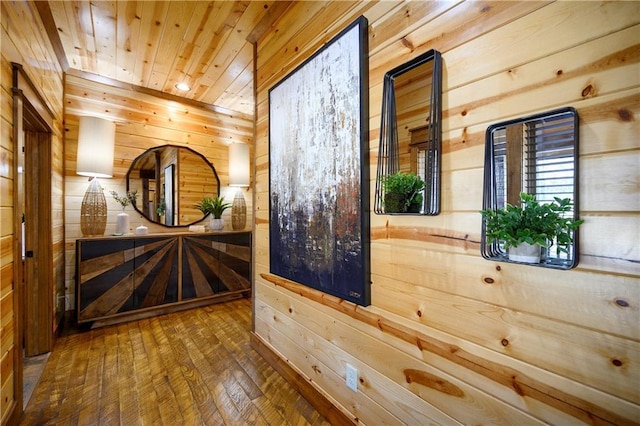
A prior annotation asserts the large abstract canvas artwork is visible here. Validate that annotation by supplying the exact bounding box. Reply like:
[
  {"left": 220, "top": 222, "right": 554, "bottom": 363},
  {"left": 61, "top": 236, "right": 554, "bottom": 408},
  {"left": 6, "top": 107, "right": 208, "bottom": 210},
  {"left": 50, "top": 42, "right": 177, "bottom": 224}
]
[{"left": 269, "top": 16, "right": 370, "bottom": 306}]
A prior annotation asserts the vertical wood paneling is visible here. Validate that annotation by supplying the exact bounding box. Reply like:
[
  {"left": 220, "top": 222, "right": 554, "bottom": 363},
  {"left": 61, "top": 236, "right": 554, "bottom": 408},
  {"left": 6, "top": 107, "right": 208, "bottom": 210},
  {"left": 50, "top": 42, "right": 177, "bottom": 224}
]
[
  {"left": 0, "top": 1, "right": 65, "bottom": 422},
  {"left": 254, "top": 1, "right": 640, "bottom": 424}
]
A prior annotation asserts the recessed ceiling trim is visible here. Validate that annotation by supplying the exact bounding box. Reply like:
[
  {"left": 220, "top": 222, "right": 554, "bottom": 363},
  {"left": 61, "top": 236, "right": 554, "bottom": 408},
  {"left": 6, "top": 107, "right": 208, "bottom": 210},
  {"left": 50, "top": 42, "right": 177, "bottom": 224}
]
[{"left": 65, "top": 68, "right": 253, "bottom": 120}]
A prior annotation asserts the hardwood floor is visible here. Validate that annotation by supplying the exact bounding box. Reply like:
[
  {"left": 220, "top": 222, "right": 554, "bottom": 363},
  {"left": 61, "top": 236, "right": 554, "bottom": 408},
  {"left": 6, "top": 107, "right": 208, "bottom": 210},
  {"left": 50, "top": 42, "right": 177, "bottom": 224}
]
[{"left": 20, "top": 298, "right": 331, "bottom": 425}]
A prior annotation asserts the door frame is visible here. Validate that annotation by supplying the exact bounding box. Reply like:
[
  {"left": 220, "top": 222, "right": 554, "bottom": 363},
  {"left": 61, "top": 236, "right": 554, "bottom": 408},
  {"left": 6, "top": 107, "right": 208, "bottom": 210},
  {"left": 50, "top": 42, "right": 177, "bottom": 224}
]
[{"left": 11, "top": 62, "right": 55, "bottom": 414}]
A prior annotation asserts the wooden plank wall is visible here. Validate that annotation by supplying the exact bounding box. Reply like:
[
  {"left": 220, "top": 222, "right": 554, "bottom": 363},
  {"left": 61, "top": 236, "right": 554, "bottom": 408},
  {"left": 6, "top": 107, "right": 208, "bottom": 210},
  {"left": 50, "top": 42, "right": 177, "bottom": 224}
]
[
  {"left": 254, "top": 1, "right": 640, "bottom": 424},
  {"left": 0, "top": 1, "right": 65, "bottom": 422},
  {"left": 63, "top": 74, "right": 254, "bottom": 319}
]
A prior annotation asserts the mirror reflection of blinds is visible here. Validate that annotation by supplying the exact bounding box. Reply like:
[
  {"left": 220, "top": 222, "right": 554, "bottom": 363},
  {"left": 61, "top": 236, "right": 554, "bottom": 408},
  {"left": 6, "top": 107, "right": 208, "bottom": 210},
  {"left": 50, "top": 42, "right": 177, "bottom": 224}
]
[
  {"left": 416, "top": 148, "right": 426, "bottom": 185},
  {"left": 492, "top": 114, "right": 575, "bottom": 207},
  {"left": 524, "top": 114, "right": 576, "bottom": 203},
  {"left": 492, "top": 129, "right": 507, "bottom": 209}
]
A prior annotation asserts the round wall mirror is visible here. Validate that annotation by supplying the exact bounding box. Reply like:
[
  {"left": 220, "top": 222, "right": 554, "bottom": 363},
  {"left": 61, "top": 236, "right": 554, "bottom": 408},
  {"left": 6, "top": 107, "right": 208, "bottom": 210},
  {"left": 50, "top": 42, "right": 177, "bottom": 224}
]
[{"left": 126, "top": 145, "right": 220, "bottom": 227}]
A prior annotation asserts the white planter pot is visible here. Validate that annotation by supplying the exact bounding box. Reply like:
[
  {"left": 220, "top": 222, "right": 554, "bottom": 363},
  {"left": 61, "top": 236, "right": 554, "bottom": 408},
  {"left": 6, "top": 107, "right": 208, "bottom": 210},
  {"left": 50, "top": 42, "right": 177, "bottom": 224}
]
[
  {"left": 116, "top": 212, "right": 129, "bottom": 235},
  {"left": 209, "top": 217, "right": 225, "bottom": 231},
  {"left": 508, "top": 242, "right": 541, "bottom": 263}
]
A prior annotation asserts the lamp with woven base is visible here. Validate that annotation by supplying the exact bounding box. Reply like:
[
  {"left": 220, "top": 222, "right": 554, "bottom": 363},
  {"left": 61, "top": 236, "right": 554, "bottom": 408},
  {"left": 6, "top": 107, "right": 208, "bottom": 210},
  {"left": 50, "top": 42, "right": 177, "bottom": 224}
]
[
  {"left": 228, "top": 143, "right": 250, "bottom": 231},
  {"left": 77, "top": 116, "right": 115, "bottom": 237},
  {"left": 80, "top": 178, "right": 108, "bottom": 236}
]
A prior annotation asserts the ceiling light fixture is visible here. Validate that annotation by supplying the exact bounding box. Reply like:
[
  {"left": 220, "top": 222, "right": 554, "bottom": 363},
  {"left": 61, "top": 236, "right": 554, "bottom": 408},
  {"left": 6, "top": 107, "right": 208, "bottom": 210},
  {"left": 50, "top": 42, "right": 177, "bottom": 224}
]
[{"left": 175, "top": 82, "right": 191, "bottom": 92}]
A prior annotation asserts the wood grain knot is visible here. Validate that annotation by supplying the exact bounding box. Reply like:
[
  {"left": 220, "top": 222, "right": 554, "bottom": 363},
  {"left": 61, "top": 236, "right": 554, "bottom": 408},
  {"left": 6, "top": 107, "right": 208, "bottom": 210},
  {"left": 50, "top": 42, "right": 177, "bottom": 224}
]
[
  {"left": 615, "top": 298, "right": 630, "bottom": 308},
  {"left": 611, "top": 358, "right": 623, "bottom": 367},
  {"left": 556, "top": 69, "right": 563, "bottom": 76},
  {"left": 617, "top": 108, "right": 633, "bottom": 122},
  {"left": 461, "top": 109, "right": 468, "bottom": 116},
  {"left": 512, "top": 376, "right": 525, "bottom": 396},
  {"left": 288, "top": 307, "right": 293, "bottom": 313},
  {"left": 495, "top": 265, "right": 501, "bottom": 271},
  {"left": 416, "top": 310, "right": 422, "bottom": 318},
  {"left": 312, "top": 364, "right": 322, "bottom": 374},
  {"left": 483, "top": 277, "right": 495, "bottom": 284},
  {"left": 404, "top": 369, "right": 464, "bottom": 397},
  {"left": 581, "top": 84, "right": 594, "bottom": 97},
  {"left": 501, "top": 338, "right": 509, "bottom": 347},
  {"left": 401, "top": 38, "right": 414, "bottom": 50}
]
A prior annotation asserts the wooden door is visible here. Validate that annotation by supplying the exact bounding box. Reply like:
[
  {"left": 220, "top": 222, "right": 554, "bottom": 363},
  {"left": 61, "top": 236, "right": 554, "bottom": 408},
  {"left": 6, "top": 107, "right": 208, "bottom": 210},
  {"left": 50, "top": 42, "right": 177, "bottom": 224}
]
[{"left": 22, "top": 104, "right": 53, "bottom": 357}]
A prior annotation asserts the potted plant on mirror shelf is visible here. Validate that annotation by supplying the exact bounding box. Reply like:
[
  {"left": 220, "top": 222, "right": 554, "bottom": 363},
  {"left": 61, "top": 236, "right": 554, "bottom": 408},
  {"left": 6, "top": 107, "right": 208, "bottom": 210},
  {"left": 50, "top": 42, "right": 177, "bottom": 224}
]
[
  {"left": 480, "top": 192, "right": 584, "bottom": 263},
  {"left": 381, "top": 172, "right": 425, "bottom": 213},
  {"left": 110, "top": 190, "right": 138, "bottom": 235},
  {"left": 195, "top": 196, "right": 231, "bottom": 231}
]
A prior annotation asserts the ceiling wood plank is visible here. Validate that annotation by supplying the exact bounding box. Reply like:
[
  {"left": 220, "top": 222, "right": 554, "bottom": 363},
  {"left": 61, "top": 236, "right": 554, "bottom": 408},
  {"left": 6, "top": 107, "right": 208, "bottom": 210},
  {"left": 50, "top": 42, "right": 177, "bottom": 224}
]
[
  {"left": 44, "top": 0, "right": 292, "bottom": 117},
  {"left": 90, "top": 0, "right": 118, "bottom": 79},
  {"left": 115, "top": 1, "right": 143, "bottom": 83},
  {"left": 34, "top": 1, "right": 70, "bottom": 71}
]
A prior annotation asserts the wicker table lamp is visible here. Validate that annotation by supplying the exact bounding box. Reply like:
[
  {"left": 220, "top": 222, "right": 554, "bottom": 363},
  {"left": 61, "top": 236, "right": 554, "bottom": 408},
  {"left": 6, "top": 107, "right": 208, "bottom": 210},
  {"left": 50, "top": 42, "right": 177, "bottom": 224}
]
[
  {"left": 76, "top": 116, "right": 115, "bottom": 236},
  {"left": 229, "top": 143, "right": 250, "bottom": 230}
]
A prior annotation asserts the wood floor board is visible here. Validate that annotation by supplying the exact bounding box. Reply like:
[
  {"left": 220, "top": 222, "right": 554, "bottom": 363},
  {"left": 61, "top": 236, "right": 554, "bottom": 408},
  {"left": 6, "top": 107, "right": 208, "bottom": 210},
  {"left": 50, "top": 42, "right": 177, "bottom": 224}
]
[{"left": 20, "top": 298, "right": 331, "bottom": 425}]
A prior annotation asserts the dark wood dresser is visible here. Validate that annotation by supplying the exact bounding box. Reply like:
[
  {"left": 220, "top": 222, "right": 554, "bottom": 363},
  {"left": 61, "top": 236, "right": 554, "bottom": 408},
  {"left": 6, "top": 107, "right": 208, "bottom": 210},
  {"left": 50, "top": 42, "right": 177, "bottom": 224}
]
[{"left": 76, "top": 231, "right": 251, "bottom": 327}]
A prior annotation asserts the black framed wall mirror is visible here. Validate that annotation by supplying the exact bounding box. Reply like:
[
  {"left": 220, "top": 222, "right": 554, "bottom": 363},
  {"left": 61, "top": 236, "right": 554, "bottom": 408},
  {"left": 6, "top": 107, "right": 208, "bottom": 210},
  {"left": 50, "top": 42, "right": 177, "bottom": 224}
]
[
  {"left": 481, "top": 107, "right": 580, "bottom": 269},
  {"left": 374, "top": 49, "right": 442, "bottom": 215},
  {"left": 126, "top": 145, "right": 220, "bottom": 227}
]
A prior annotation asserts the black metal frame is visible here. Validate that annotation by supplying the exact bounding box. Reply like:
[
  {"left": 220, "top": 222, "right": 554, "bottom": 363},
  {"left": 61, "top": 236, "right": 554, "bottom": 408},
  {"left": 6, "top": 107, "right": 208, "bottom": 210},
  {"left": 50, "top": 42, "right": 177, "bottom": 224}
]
[
  {"left": 126, "top": 144, "right": 220, "bottom": 228},
  {"left": 481, "top": 107, "right": 580, "bottom": 269},
  {"left": 268, "top": 16, "right": 370, "bottom": 306},
  {"left": 374, "top": 49, "right": 442, "bottom": 215}
]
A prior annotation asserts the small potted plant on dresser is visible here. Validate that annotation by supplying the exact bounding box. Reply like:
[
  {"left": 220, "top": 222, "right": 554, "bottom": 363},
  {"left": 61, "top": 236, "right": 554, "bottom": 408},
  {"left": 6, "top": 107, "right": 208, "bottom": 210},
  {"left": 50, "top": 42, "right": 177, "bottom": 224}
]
[
  {"left": 110, "top": 190, "right": 137, "bottom": 235},
  {"left": 480, "top": 192, "right": 584, "bottom": 263},
  {"left": 196, "top": 196, "right": 231, "bottom": 231},
  {"left": 380, "top": 172, "right": 425, "bottom": 213}
]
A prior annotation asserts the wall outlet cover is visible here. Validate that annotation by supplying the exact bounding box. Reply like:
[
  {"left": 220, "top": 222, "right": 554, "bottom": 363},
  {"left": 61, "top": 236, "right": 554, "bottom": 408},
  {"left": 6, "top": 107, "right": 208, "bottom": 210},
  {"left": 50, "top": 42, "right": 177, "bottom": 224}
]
[{"left": 346, "top": 363, "right": 358, "bottom": 392}]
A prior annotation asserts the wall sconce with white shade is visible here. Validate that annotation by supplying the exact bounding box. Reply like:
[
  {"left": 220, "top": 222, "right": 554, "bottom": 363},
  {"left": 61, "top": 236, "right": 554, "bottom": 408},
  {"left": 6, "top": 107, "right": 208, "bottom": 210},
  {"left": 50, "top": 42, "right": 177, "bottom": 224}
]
[
  {"left": 76, "top": 116, "right": 115, "bottom": 236},
  {"left": 228, "top": 143, "right": 250, "bottom": 230}
]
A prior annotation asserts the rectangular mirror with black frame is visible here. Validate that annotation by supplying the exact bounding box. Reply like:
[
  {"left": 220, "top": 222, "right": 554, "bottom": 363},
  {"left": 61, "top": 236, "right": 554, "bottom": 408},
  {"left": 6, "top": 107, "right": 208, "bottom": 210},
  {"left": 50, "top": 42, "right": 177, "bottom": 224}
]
[
  {"left": 481, "top": 107, "right": 581, "bottom": 270},
  {"left": 374, "top": 49, "right": 442, "bottom": 215}
]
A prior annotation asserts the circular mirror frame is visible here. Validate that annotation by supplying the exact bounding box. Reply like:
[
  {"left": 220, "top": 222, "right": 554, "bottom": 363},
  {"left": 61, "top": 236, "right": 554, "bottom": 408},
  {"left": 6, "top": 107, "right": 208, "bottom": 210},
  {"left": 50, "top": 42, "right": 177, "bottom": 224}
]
[{"left": 126, "top": 144, "right": 220, "bottom": 227}]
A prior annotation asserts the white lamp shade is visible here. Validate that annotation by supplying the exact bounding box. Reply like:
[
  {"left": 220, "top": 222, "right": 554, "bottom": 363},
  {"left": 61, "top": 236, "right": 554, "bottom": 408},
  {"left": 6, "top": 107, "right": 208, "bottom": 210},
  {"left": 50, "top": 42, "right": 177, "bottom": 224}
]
[
  {"left": 76, "top": 116, "right": 115, "bottom": 178},
  {"left": 228, "top": 143, "right": 250, "bottom": 187}
]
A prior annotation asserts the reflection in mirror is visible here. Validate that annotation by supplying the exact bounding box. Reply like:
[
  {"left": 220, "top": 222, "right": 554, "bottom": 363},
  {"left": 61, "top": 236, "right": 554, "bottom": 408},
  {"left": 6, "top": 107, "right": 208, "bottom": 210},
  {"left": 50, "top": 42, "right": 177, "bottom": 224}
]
[
  {"left": 374, "top": 49, "right": 442, "bottom": 215},
  {"left": 481, "top": 107, "right": 580, "bottom": 269},
  {"left": 127, "top": 145, "right": 220, "bottom": 227}
]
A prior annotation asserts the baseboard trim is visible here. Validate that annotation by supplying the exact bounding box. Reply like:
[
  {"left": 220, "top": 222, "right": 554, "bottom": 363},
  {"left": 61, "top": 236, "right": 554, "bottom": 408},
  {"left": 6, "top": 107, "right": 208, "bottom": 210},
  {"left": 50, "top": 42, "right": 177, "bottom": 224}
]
[{"left": 250, "top": 332, "right": 354, "bottom": 426}]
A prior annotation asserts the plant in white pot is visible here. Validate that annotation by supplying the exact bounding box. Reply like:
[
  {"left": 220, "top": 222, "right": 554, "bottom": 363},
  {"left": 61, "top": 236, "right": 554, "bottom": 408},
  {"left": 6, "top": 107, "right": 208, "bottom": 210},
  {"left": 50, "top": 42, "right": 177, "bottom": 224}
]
[
  {"left": 195, "top": 196, "right": 231, "bottom": 231},
  {"left": 480, "top": 192, "right": 584, "bottom": 263},
  {"left": 110, "top": 190, "right": 138, "bottom": 235}
]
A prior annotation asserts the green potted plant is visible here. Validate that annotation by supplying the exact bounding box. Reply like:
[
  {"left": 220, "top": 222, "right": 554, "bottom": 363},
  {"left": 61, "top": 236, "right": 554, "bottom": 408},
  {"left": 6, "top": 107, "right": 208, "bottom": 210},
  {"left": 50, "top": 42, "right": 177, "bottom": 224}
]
[
  {"left": 480, "top": 192, "right": 584, "bottom": 263},
  {"left": 381, "top": 172, "right": 425, "bottom": 213},
  {"left": 195, "top": 196, "right": 231, "bottom": 231}
]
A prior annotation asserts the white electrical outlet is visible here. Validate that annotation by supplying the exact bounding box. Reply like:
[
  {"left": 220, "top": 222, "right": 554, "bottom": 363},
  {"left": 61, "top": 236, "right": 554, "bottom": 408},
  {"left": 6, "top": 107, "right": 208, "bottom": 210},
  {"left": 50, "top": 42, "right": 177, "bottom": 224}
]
[{"left": 346, "top": 363, "right": 358, "bottom": 392}]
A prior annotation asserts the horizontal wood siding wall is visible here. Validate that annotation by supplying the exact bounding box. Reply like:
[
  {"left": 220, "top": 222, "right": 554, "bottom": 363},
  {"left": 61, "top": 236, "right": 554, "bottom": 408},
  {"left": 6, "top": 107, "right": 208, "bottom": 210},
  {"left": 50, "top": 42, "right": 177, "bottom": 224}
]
[
  {"left": 0, "top": 1, "right": 65, "bottom": 422},
  {"left": 63, "top": 74, "right": 255, "bottom": 313},
  {"left": 254, "top": 1, "right": 639, "bottom": 424}
]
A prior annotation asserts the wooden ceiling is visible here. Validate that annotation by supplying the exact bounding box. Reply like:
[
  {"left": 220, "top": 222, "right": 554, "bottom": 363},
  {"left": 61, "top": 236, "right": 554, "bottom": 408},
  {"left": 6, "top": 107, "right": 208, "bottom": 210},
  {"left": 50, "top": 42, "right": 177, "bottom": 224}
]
[{"left": 39, "top": 1, "right": 293, "bottom": 116}]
